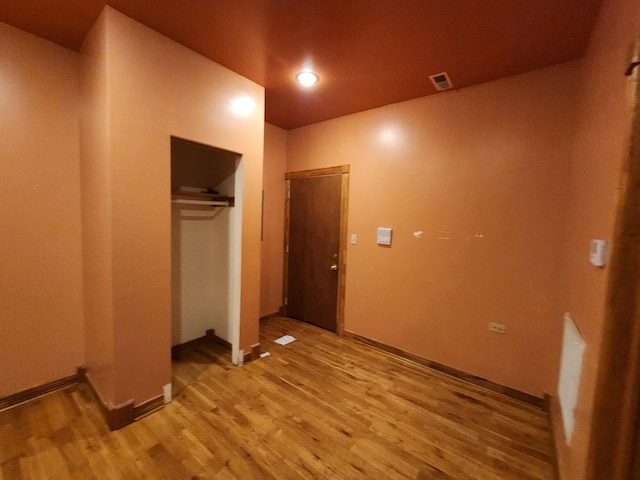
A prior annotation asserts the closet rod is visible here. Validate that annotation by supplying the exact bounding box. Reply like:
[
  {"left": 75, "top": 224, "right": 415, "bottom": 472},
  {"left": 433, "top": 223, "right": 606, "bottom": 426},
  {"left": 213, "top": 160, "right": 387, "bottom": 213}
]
[{"left": 172, "top": 199, "right": 230, "bottom": 207}]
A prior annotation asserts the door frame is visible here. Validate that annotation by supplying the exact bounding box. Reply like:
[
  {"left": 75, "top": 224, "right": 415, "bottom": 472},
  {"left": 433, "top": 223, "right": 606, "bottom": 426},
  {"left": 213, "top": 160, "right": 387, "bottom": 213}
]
[
  {"left": 282, "top": 165, "right": 350, "bottom": 336},
  {"left": 587, "top": 39, "right": 640, "bottom": 479},
  {"left": 169, "top": 136, "right": 245, "bottom": 368}
]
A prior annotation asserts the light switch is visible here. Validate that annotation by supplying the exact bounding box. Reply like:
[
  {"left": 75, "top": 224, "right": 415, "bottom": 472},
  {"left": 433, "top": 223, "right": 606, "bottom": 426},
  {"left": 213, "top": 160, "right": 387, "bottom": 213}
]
[
  {"left": 350, "top": 234, "right": 358, "bottom": 245},
  {"left": 377, "top": 227, "right": 392, "bottom": 246}
]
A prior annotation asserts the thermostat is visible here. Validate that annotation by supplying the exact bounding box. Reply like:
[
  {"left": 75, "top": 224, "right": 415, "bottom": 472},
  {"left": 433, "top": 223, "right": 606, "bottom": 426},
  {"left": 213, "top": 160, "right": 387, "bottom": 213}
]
[{"left": 377, "top": 227, "right": 392, "bottom": 246}]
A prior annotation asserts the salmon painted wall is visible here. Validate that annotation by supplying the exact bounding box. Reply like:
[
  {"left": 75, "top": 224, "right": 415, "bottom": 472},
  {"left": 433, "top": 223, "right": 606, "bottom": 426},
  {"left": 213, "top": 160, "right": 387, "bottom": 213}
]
[
  {"left": 261, "top": 123, "right": 287, "bottom": 317},
  {"left": 0, "top": 23, "right": 84, "bottom": 397},
  {"left": 80, "top": 11, "right": 115, "bottom": 403},
  {"left": 287, "top": 62, "right": 582, "bottom": 397},
  {"left": 103, "top": 7, "right": 264, "bottom": 404},
  {"left": 555, "top": 0, "right": 640, "bottom": 477}
]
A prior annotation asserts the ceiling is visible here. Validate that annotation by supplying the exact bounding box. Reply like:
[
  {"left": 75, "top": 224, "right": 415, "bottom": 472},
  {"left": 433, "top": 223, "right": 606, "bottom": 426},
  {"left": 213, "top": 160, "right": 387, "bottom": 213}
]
[{"left": 1, "top": 1, "right": 603, "bottom": 130}]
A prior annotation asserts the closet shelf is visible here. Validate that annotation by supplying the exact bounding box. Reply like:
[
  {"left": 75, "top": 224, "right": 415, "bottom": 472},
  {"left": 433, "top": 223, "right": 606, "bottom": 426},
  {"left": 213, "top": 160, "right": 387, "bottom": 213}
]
[{"left": 171, "top": 192, "right": 235, "bottom": 207}]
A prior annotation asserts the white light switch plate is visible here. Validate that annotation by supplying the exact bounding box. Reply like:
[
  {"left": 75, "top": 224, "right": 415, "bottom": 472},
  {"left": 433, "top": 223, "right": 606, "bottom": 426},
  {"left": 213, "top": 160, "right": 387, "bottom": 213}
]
[{"left": 377, "top": 227, "right": 392, "bottom": 246}]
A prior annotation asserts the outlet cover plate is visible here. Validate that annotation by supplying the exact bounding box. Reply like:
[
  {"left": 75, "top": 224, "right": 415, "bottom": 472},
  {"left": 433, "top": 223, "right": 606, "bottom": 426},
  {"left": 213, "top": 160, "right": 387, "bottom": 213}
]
[{"left": 489, "top": 323, "right": 506, "bottom": 334}]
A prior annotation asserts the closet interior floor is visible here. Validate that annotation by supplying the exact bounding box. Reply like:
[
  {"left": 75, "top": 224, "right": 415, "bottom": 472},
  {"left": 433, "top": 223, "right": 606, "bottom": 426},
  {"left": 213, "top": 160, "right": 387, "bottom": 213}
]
[{"left": 172, "top": 341, "right": 233, "bottom": 398}]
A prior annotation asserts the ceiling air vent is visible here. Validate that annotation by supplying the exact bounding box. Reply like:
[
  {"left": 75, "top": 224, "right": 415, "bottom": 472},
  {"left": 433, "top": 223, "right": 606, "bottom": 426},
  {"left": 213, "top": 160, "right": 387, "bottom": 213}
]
[{"left": 429, "top": 72, "right": 453, "bottom": 91}]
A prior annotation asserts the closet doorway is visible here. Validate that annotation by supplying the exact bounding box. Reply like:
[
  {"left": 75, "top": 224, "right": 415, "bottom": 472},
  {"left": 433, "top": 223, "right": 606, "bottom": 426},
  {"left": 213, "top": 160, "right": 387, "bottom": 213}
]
[{"left": 170, "top": 137, "right": 244, "bottom": 394}]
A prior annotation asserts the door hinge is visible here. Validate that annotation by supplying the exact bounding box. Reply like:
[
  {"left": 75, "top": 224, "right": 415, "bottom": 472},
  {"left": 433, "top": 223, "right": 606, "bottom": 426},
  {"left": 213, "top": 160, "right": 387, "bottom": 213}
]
[
  {"left": 284, "top": 297, "right": 288, "bottom": 305},
  {"left": 286, "top": 244, "right": 289, "bottom": 253},
  {"left": 287, "top": 187, "right": 290, "bottom": 199}
]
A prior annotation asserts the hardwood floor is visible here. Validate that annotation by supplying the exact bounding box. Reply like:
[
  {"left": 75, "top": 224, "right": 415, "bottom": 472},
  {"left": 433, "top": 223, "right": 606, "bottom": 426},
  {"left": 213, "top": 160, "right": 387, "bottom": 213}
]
[
  {"left": 0, "top": 316, "right": 555, "bottom": 479},
  {"left": 171, "top": 342, "right": 233, "bottom": 398}
]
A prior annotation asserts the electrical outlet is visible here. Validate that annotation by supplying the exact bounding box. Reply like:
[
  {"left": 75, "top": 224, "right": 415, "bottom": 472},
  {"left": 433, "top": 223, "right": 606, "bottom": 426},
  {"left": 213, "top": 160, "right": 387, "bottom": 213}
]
[{"left": 489, "top": 323, "right": 506, "bottom": 334}]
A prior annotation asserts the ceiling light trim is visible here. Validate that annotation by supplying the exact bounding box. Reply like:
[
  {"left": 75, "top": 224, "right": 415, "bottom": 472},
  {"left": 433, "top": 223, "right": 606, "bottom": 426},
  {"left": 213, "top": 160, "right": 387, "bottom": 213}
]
[{"left": 296, "top": 71, "right": 319, "bottom": 87}]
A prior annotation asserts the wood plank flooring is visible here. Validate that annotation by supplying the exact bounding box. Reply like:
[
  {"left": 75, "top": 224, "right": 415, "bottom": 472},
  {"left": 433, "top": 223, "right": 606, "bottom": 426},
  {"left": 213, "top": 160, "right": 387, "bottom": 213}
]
[
  {"left": 171, "top": 342, "right": 233, "bottom": 398},
  {"left": 0, "top": 316, "right": 555, "bottom": 479}
]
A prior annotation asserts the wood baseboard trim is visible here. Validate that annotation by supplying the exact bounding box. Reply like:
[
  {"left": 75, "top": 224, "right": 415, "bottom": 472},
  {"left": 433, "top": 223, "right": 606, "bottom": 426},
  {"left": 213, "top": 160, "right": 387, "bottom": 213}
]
[
  {"left": 0, "top": 368, "right": 83, "bottom": 412},
  {"left": 80, "top": 369, "right": 134, "bottom": 431},
  {"left": 205, "top": 328, "right": 216, "bottom": 343},
  {"left": 172, "top": 333, "right": 208, "bottom": 357},
  {"left": 133, "top": 394, "right": 164, "bottom": 420},
  {"left": 344, "top": 330, "right": 544, "bottom": 409},
  {"left": 251, "top": 343, "right": 261, "bottom": 360},
  {"left": 260, "top": 312, "right": 280, "bottom": 322},
  {"left": 109, "top": 400, "right": 134, "bottom": 430},
  {"left": 208, "top": 329, "right": 232, "bottom": 351},
  {"left": 243, "top": 343, "right": 261, "bottom": 365},
  {"left": 6, "top": 366, "right": 163, "bottom": 430},
  {"left": 172, "top": 329, "right": 231, "bottom": 358}
]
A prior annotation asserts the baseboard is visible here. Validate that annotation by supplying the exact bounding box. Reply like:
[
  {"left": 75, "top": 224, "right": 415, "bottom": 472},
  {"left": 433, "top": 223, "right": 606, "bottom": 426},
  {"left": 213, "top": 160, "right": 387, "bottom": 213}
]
[
  {"left": 0, "top": 369, "right": 82, "bottom": 412},
  {"left": 208, "top": 329, "right": 232, "bottom": 351},
  {"left": 1, "top": 366, "right": 163, "bottom": 430},
  {"left": 344, "top": 330, "right": 544, "bottom": 409},
  {"left": 171, "top": 334, "right": 208, "bottom": 357},
  {"left": 172, "top": 329, "right": 231, "bottom": 358},
  {"left": 133, "top": 394, "right": 164, "bottom": 420},
  {"left": 108, "top": 400, "right": 135, "bottom": 430},
  {"left": 243, "top": 342, "right": 261, "bottom": 364},
  {"left": 260, "top": 312, "right": 280, "bottom": 322},
  {"left": 79, "top": 368, "right": 134, "bottom": 431},
  {"left": 545, "top": 394, "right": 564, "bottom": 480}
]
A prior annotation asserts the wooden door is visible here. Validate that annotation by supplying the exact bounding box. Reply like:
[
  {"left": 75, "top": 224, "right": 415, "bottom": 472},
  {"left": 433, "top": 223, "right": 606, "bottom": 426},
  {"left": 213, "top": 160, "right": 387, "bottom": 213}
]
[{"left": 286, "top": 173, "right": 344, "bottom": 331}]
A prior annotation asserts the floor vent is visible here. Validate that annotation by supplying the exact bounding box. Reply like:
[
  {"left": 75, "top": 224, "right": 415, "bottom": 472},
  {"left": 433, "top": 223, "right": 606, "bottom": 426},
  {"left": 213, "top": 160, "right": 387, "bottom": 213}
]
[{"left": 429, "top": 72, "right": 453, "bottom": 91}]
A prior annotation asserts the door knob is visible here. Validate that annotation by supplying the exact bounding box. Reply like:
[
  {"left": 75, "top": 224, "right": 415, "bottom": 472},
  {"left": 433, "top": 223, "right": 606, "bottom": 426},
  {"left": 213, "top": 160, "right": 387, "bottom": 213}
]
[{"left": 330, "top": 264, "right": 338, "bottom": 271}]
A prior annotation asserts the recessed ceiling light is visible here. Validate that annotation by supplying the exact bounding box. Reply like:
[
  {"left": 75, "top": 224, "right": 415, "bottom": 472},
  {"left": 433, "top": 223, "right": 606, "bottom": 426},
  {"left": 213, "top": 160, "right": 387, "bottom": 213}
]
[{"left": 296, "top": 71, "right": 319, "bottom": 87}]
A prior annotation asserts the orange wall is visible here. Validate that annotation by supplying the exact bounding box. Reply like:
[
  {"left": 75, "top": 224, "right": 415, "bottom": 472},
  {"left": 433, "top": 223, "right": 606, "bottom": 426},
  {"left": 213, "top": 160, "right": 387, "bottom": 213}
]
[
  {"left": 0, "top": 23, "right": 84, "bottom": 396},
  {"left": 287, "top": 62, "right": 582, "bottom": 397},
  {"left": 555, "top": 0, "right": 640, "bottom": 477},
  {"left": 102, "top": 7, "right": 264, "bottom": 404},
  {"left": 261, "top": 123, "right": 287, "bottom": 317},
  {"left": 80, "top": 11, "right": 115, "bottom": 403}
]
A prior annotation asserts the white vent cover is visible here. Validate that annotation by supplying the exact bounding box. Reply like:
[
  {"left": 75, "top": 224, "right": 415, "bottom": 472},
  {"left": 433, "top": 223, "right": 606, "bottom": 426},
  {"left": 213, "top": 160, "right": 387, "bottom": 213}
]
[{"left": 429, "top": 72, "right": 453, "bottom": 91}]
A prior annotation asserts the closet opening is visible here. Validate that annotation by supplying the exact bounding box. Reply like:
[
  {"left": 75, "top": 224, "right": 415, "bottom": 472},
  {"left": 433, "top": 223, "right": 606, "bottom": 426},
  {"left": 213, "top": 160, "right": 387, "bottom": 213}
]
[{"left": 169, "top": 136, "right": 243, "bottom": 398}]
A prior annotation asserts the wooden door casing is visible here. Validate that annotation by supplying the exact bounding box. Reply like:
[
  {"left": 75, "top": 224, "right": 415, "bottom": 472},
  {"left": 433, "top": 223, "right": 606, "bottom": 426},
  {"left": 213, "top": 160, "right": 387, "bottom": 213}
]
[
  {"left": 588, "top": 39, "right": 640, "bottom": 480},
  {"left": 284, "top": 166, "right": 349, "bottom": 334}
]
